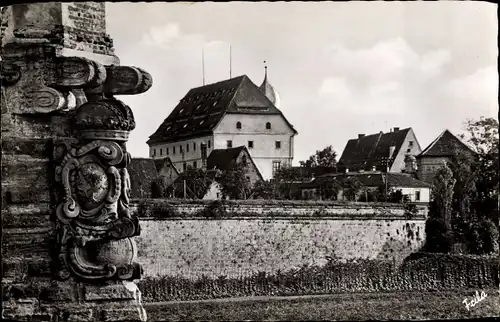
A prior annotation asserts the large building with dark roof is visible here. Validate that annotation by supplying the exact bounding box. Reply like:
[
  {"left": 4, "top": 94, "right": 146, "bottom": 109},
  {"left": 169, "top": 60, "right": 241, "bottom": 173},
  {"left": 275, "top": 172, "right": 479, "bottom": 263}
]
[
  {"left": 337, "top": 127, "right": 422, "bottom": 174},
  {"left": 416, "top": 129, "right": 476, "bottom": 183},
  {"left": 147, "top": 70, "right": 297, "bottom": 180}
]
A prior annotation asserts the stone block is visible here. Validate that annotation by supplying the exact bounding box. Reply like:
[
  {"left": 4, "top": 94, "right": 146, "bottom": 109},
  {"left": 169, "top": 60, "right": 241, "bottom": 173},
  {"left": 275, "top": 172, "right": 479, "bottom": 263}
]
[
  {"left": 1, "top": 138, "right": 51, "bottom": 159},
  {"left": 83, "top": 283, "right": 137, "bottom": 301},
  {"left": 40, "top": 283, "right": 76, "bottom": 302}
]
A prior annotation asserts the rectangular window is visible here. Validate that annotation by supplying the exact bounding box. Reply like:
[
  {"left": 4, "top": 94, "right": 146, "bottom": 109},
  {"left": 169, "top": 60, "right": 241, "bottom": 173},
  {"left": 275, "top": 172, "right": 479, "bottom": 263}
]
[
  {"left": 208, "top": 140, "right": 211, "bottom": 149},
  {"left": 409, "top": 141, "right": 414, "bottom": 147},
  {"left": 167, "top": 148, "right": 169, "bottom": 155},
  {"left": 227, "top": 140, "right": 232, "bottom": 148},
  {"left": 248, "top": 141, "right": 254, "bottom": 149},
  {"left": 153, "top": 149, "right": 156, "bottom": 157},
  {"left": 173, "top": 147, "right": 176, "bottom": 155},
  {"left": 275, "top": 141, "right": 281, "bottom": 149},
  {"left": 407, "top": 149, "right": 411, "bottom": 153},
  {"left": 180, "top": 145, "right": 183, "bottom": 153},
  {"left": 183, "top": 162, "right": 187, "bottom": 172},
  {"left": 193, "top": 142, "right": 196, "bottom": 151},
  {"left": 193, "top": 161, "right": 197, "bottom": 168},
  {"left": 272, "top": 161, "right": 281, "bottom": 176},
  {"left": 160, "top": 148, "right": 163, "bottom": 156},
  {"left": 187, "top": 144, "right": 190, "bottom": 153},
  {"left": 415, "top": 191, "right": 421, "bottom": 201}
]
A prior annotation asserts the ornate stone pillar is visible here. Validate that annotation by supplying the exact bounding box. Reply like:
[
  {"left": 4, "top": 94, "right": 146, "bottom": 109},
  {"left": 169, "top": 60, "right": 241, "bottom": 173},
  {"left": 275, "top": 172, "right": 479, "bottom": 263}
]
[{"left": 2, "top": 3, "right": 151, "bottom": 321}]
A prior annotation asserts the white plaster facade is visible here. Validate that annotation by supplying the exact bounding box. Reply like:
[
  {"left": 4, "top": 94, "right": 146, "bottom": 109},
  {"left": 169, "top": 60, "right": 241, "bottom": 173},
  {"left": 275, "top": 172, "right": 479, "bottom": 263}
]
[{"left": 149, "top": 114, "right": 295, "bottom": 180}]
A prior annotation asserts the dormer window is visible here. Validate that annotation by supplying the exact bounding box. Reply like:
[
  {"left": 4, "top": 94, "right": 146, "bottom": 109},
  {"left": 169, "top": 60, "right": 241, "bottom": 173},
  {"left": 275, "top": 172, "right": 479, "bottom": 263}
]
[
  {"left": 195, "top": 104, "right": 201, "bottom": 111},
  {"left": 179, "top": 108, "right": 184, "bottom": 114},
  {"left": 266, "top": 122, "right": 271, "bottom": 130},
  {"left": 236, "top": 121, "right": 242, "bottom": 129}
]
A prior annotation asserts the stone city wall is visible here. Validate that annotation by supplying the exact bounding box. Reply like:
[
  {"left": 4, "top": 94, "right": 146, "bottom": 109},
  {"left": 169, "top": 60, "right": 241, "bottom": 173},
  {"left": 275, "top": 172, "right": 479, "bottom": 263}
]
[{"left": 131, "top": 199, "right": 427, "bottom": 279}]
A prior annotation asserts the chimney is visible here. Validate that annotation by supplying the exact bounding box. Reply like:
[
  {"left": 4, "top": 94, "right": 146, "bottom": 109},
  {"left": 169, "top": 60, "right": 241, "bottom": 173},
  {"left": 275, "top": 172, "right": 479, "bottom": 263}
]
[
  {"left": 394, "top": 127, "right": 400, "bottom": 132},
  {"left": 358, "top": 134, "right": 365, "bottom": 139}
]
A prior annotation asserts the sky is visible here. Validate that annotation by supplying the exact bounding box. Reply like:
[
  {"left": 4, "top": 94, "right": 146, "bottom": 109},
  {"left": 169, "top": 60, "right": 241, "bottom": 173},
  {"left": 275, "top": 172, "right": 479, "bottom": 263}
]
[{"left": 106, "top": 1, "right": 498, "bottom": 164}]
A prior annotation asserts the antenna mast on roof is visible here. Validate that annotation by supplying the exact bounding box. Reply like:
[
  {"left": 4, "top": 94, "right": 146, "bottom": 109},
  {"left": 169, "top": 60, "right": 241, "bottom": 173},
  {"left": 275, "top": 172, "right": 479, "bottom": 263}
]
[
  {"left": 202, "top": 47, "right": 206, "bottom": 86},
  {"left": 229, "top": 44, "right": 232, "bottom": 79}
]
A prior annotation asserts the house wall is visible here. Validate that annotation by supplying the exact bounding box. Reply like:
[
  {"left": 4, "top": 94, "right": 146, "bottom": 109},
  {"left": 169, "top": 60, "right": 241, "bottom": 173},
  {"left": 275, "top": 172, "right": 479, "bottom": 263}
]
[
  {"left": 393, "top": 187, "right": 430, "bottom": 203},
  {"left": 203, "top": 182, "right": 222, "bottom": 200},
  {"left": 150, "top": 135, "right": 214, "bottom": 173},
  {"left": 390, "top": 129, "right": 422, "bottom": 173},
  {"left": 416, "top": 156, "right": 450, "bottom": 183},
  {"left": 214, "top": 114, "right": 295, "bottom": 180}
]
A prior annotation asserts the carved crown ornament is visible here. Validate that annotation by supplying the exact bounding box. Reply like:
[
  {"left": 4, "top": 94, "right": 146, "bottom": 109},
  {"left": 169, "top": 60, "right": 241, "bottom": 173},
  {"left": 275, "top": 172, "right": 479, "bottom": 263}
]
[{"left": 47, "top": 55, "right": 152, "bottom": 282}]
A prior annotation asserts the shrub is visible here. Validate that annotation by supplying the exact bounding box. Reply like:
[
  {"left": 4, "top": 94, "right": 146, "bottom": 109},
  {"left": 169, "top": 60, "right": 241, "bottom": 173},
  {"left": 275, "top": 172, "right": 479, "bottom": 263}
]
[
  {"left": 423, "top": 218, "right": 452, "bottom": 253},
  {"left": 467, "top": 217, "right": 499, "bottom": 255}
]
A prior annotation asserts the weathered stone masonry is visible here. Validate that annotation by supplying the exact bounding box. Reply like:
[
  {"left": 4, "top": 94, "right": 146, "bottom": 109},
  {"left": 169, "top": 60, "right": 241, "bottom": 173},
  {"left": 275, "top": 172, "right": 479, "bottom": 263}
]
[
  {"left": 131, "top": 200, "right": 428, "bottom": 279},
  {"left": 2, "top": 3, "right": 151, "bottom": 321}
]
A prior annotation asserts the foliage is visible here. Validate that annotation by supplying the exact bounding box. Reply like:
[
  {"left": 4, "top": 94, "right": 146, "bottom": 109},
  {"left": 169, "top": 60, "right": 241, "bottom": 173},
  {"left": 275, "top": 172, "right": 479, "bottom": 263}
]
[
  {"left": 467, "top": 218, "right": 499, "bottom": 255},
  {"left": 138, "top": 254, "right": 498, "bottom": 303},
  {"left": 217, "top": 162, "right": 252, "bottom": 200},
  {"left": 299, "top": 145, "right": 337, "bottom": 168},
  {"left": 423, "top": 218, "right": 452, "bottom": 253},
  {"left": 251, "top": 179, "right": 277, "bottom": 199},
  {"left": 431, "top": 162, "right": 456, "bottom": 230},
  {"left": 318, "top": 179, "right": 342, "bottom": 201},
  {"left": 174, "top": 166, "right": 213, "bottom": 199},
  {"left": 273, "top": 165, "right": 302, "bottom": 199},
  {"left": 151, "top": 177, "right": 169, "bottom": 198},
  {"left": 342, "top": 177, "right": 361, "bottom": 201}
]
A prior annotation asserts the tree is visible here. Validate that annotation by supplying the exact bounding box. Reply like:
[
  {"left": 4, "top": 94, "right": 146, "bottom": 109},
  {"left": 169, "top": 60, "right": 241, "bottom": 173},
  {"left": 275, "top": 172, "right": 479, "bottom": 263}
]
[
  {"left": 299, "top": 145, "right": 337, "bottom": 168},
  {"left": 342, "top": 177, "right": 361, "bottom": 201},
  {"left": 431, "top": 162, "right": 456, "bottom": 231},
  {"left": 151, "top": 177, "right": 168, "bottom": 198},
  {"left": 273, "top": 165, "right": 301, "bottom": 199},
  {"left": 318, "top": 179, "right": 342, "bottom": 200},
  {"left": 251, "top": 179, "right": 277, "bottom": 199},
  {"left": 175, "top": 166, "right": 212, "bottom": 199},
  {"left": 217, "top": 162, "right": 252, "bottom": 200}
]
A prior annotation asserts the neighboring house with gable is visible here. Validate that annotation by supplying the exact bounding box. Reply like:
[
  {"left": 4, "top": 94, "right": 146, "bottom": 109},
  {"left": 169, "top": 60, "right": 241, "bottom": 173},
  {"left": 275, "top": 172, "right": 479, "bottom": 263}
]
[
  {"left": 147, "top": 70, "right": 298, "bottom": 180},
  {"left": 129, "top": 158, "right": 159, "bottom": 199},
  {"left": 338, "top": 127, "right": 422, "bottom": 174},
  {"left": 153, "top": 157, "right": 179, "bottom": 188},
  {"left": 203, "top": 146, "right": 263, "bottom": 200},
  {"left": 174, "top": 146, "right": 263, "bottom": 200},
  {"left": 416, "top": 129, "right": 477, "bottom": 183}
]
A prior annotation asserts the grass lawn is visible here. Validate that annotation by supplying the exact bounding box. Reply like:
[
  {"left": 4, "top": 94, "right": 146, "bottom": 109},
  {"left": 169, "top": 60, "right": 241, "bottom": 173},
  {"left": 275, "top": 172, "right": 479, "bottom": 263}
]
[{"left": 144, "top": 289, "right": 500, "bottom": 321}]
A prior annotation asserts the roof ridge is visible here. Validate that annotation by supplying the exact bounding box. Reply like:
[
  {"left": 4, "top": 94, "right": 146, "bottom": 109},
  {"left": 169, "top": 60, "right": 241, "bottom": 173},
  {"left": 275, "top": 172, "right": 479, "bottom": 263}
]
[
  {"left": 189, "top": 75, "right": 246, "bottom": 91},
  {"left": 419, "top": 129, "right": 449, "bottom": 156}
]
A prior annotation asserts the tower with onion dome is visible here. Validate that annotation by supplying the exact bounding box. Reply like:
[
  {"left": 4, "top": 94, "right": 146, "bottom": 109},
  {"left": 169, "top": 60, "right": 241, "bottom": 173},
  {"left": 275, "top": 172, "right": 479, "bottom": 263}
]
[{"left": 259, "top": 62, "right": 281, "bottom": 109}]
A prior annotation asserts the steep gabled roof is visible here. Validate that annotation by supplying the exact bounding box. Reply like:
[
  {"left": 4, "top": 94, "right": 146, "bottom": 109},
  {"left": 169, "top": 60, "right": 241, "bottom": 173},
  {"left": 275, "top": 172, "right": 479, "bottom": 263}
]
[
  {"left": 418, "top": 129, "right": 476, "bottom": 158},
  {"left": 153, "top": 157, "right": 179, "bottom": 175},
  {"left": 147, "top": 75, "right": 297, "bottom": 145},
  {"left": 338, "top": 128, "right": 412, "bottom": 171},
  {"left": 207, "top": 146, "right": 247, "bottom": 170},
  {"left": 206, "top": 145, "right": 264, "bottom": 181},
  {"left": 129, "top": 158, "right": 159, "bottom": 198}
]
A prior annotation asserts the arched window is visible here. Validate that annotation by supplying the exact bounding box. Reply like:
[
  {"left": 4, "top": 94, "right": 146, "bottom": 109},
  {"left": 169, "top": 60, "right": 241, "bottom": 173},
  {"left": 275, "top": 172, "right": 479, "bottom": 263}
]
[
  {"left": 236, "top": 121, "right": 242, "bottom": 129},
  {"left": 266, "top": 122, "right": 271, "bottom": 130}
]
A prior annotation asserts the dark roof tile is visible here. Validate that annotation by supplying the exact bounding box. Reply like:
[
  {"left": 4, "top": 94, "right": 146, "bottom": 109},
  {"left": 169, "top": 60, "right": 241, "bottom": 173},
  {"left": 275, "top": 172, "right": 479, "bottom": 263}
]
[
  {"left": 128, "top": 158, "right": 159, "bottom": 198},
  {"left": 338, "top": 128, "right": 411, "bottom": 171},
  {"left": 418, "top": 129, "right": 475, "bottom": 157},
  {"left": 147, "top": 75, "right": 297, "bottom": 144}
]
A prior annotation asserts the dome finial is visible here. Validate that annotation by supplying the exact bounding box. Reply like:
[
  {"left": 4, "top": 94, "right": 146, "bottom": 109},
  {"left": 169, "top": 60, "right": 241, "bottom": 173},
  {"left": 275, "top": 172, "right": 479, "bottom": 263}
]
[{"left": 263, "top": 60, "right": 268, "bottom": 79}]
